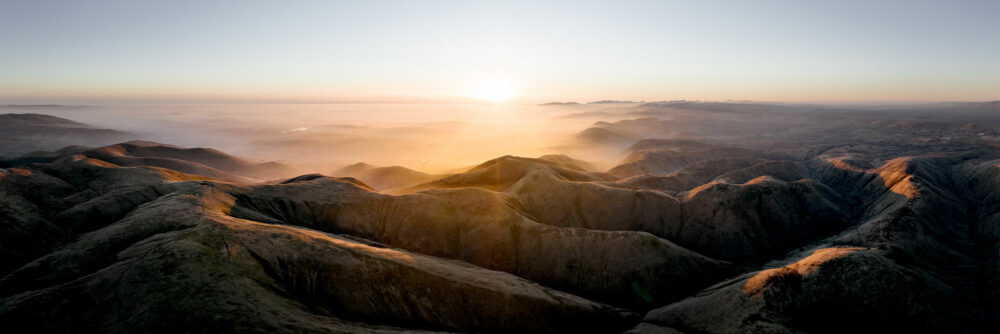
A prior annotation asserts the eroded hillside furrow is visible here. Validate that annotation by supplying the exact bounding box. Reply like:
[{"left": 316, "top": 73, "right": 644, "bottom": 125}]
[
  {"left": 0, "top": 160, "right": 187, "bottom": 277},
  {"left": 636, "top": 156, "right": 996, "bottom": 333},
  {"left": 953, "top": 161, "right": 1000, "bottom": 332},
  {"left": 965, "top": 192, "right": 992, "bottom": 332},
  {"left": 3, "top": 177, "right": 645, "bottom": 333},
  {"left": 226, "top": 180, "right": 734, "bottom": 309}
]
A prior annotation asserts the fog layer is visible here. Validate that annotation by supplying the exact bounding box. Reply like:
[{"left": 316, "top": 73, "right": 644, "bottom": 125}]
[{"left": 6, "top": 103, "right": 648, "bottom": 174}]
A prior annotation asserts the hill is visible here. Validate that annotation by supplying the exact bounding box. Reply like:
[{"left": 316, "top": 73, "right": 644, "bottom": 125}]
[
  {"left": 1, "top": 141, "right": 299, "bottom": 182},
  {"left": 331, "top": 162, "right": 441, "bottom": 190},
  {"left": 0, "top": 113, "right": 136, "bottom": 157}
]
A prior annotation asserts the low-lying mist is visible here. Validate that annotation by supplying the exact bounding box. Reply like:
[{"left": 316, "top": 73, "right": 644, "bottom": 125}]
[
  {"left": 7, "top": 100, "right": 1000, "bottom": 180},
  {"left": 10, "top": 103, "right": 642, "bottom": 174}
]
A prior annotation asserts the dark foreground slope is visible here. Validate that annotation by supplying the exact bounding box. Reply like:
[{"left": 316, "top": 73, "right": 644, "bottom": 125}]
[
  {"left": 0, "top": 157, "right": 638, "bottom": 333},
  {"left": 5, "top": 143, "right": 1000, "bottom": 333}
]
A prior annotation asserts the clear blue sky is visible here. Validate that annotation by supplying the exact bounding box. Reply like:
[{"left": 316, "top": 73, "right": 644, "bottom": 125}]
[{"left": 1, "top": 0, "right": 998, "bottom": 103}]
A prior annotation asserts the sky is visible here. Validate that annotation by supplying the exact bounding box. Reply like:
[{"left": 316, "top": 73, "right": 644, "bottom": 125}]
[{"left": 1, "top": 0, "right": 999, "bottom": 104}]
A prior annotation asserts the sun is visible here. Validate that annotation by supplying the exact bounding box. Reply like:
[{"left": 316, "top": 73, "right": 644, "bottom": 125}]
[{"left": 471, "top": 78, "right": 516, "bottom": 103}]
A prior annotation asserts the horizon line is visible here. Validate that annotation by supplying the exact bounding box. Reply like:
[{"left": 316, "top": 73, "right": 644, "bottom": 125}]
[{"left": 2, "top": 97, "right": 999, "bottom": 106}]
